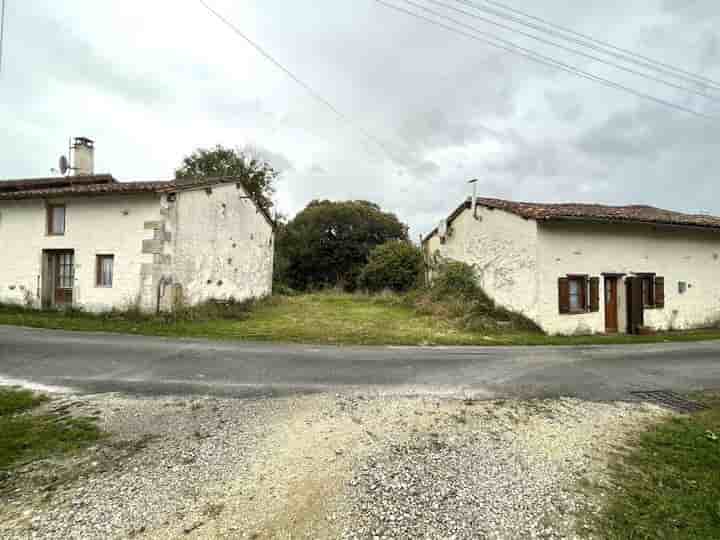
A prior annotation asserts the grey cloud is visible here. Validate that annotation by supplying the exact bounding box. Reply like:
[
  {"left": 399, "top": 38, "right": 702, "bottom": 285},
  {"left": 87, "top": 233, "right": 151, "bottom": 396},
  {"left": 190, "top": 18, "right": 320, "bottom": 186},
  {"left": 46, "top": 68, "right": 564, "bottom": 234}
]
[
  {"left": 240, "top": 145, "right": 295, "bottom": 173},
  {"left": 544, "top": 90, "right": 584, "bottom": 122},
  {"left": 14, "top": 16, "right": 167, "bottom": 106},
  {"left": 4, "top": 0, "right": 720, "bottom": 241}
]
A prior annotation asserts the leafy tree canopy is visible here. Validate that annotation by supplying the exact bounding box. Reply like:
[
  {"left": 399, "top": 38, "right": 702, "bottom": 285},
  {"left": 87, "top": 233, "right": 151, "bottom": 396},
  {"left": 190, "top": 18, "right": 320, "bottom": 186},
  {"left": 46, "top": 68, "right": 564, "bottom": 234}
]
[
  {"left": 277, "top": 200, "right": 409, "bottom": 291},
  {"left": 175, "top": 144, "right": 278, "bottom": 214}
]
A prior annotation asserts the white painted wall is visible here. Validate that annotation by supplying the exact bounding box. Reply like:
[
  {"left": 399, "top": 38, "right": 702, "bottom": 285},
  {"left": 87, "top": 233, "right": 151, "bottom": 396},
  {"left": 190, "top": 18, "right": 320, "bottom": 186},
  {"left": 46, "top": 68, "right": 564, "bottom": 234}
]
[
  {"left": 167, "top": 183, "right": 274, "bottom": 306},
  {"left": 537, "top": 222, "right": 720, "bottom": 335},
  {"left": 425, "top": 205, "right": 540, "bottom": 321},
  {"left": 0, "top": 195, "right": 160, "bottom": 311}
]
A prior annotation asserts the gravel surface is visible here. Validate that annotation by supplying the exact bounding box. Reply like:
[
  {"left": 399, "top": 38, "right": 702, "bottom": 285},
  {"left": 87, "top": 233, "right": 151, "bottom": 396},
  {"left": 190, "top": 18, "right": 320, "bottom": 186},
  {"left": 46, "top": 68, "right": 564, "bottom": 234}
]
[
  {"left": 0, "top": 392, "right": 667, "bottom": 540},
  {"left": 338, "top": 398, "right": 663, "bottom": 540}
]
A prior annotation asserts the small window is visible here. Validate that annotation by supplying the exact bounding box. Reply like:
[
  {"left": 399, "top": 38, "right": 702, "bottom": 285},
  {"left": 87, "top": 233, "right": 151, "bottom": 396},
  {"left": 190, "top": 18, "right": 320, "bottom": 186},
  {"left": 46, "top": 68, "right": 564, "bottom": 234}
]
[
  {"left": 47, "top": 204, "right": 66, "bottom": 235},
  {"left": 96, "top": 255, "right": 114, "bottom": 287}
]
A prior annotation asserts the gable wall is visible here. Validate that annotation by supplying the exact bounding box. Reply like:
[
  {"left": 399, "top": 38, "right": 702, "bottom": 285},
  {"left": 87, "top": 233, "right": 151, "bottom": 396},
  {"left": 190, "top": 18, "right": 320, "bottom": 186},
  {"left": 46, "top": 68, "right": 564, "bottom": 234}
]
[
  {"left": 425, "top": 205, "right": 540, "bottom": 322},
  {"left": 537, "top": 221, "right": 720, "bottom": 334},
  {"left": 161, "top": 182, "right": 274, "bottom": 307}
]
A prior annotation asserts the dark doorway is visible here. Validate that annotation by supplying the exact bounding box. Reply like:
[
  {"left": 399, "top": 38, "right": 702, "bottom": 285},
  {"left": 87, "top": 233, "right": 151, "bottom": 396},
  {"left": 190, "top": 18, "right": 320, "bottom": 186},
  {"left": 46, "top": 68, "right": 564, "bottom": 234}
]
[
  {"left": 604, "top": 277, "right": 619, "bottom": 333},
  {"left": 42, "top": 250, "right": 75, "bottom": 308},
  {"left": 626, "top": 276, "right": 644, "bottom": 334}
]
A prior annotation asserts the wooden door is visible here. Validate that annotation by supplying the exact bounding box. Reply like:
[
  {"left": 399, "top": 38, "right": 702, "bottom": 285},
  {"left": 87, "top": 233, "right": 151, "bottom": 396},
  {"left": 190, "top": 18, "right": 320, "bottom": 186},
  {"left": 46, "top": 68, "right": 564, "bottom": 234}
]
[
  {"left": 604, "top": 277, "right": 619, "bottom": 333},
  {"left": 53, "top": 251, "right": 74, "bottom": 307},
  {"left": 626, "top": 277, "right": 644, "bottom": 334}
]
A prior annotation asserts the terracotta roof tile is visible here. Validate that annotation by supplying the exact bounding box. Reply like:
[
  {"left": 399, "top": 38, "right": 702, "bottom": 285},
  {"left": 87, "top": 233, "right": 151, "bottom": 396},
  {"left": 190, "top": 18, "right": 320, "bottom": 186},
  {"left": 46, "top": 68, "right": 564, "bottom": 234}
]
[{"left": 424, "top": 197, "right": 720, "bottom": 242}]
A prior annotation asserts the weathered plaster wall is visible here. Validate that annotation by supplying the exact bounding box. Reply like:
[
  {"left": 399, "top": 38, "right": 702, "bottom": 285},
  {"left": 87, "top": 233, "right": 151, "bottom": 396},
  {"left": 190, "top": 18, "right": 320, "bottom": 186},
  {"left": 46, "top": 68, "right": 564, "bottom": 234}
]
[
  {"left": 425, "top": 205, "right": 540, "bottom": 321},
  {"left": 163, "top": 182, "right": 274, "bottom": 307},
  {"left": 537, "top": 222, "right": 720, "bottom": 335},
  {"left": 0, "top": 195, "right": 160, "bottom": 312}
]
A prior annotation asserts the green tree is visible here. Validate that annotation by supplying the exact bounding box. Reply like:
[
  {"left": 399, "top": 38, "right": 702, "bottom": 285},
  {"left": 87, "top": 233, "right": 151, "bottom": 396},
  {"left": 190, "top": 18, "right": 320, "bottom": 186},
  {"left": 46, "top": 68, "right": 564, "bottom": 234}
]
[
  {"left": 277, "top": 200, "right": 408, "bottom": 291},
  {"left": 175, "top": 145, "right": 278, "bottom": 213},
  {"left": 358, "top": 241, "right": 424, "bottom": 292}
]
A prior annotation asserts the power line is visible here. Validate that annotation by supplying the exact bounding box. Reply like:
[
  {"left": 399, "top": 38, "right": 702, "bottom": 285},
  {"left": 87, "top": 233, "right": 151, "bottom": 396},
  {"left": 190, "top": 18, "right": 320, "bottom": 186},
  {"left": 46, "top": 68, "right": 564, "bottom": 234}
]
[
  {"left": 420, "top": 0, "right": 720, "bottom": 103},
  {"left": 0, "top": 0, "right": 6, "bottom": 76},
  {"left": 373, "top": 0, "right": 715, "bottom": 120},
  {"left": 467, "top": 0, "right": 720, "bottom": 91},
  {"left": 196, "top": 0, "right": 398, "bottom": 161}
]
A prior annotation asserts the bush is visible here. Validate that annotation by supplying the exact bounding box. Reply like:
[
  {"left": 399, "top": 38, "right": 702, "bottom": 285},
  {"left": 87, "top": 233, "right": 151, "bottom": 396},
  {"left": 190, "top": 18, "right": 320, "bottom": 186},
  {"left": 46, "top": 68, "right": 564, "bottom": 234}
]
[
  {"left": 414, "top": 259, "right": 542, "bottom": 333},
  {"left": 430, "top": 260, "right": 483, "bottom": 300},
  {"left": 358, "top": 241, "right": 425, "bottom": 292}
]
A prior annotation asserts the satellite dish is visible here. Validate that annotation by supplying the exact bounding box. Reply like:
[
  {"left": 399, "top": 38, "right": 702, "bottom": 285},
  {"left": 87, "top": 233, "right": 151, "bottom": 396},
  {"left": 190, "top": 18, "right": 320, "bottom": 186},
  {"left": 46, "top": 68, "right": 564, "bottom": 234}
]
[{"left": 59, "top": 155, "right": 69, "bottom": 175}]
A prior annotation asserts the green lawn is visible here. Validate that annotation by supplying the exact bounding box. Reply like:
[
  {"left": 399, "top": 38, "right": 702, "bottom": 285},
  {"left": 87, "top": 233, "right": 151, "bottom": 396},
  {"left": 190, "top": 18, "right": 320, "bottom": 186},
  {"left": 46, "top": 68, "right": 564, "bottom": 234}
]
[
  {"left": 1, "top": 294, "right": 719, "bottom": 346},
  {"left": 0, "top": 388, "right": 101, "bottom": 472},
  {"left": 588, "top": 392, "right": 720, "bottom": 539}
]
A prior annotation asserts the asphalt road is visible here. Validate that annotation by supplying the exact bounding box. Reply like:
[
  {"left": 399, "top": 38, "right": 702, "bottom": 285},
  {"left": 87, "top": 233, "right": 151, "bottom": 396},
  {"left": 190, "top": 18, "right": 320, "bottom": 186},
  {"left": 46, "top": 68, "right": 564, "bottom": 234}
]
[{"left": 1, "top": 325, "right": 719, "bottom": 401}]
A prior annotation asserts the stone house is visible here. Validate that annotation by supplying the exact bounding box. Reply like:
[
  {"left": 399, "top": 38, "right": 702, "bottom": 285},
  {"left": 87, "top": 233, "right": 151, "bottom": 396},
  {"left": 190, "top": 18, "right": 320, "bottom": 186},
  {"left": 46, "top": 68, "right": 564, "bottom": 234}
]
[
  {"left": 423, "top": 196, "right": 720, "bottom": 335},
  {"left": 0, "top": 139, "right": 275, "bottom": 313}
]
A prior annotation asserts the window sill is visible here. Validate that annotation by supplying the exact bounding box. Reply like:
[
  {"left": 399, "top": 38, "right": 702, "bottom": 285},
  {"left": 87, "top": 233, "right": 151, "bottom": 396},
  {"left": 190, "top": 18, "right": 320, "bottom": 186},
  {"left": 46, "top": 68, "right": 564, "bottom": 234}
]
[
  {"left": 46, "top": 233, "right": 65, "bottom": 237},
  {"left": 95, "top": 285, "right": 113, "bottom": 289},
  {"left": 562, "top": 310, "right": 591, "bottom": 316}
]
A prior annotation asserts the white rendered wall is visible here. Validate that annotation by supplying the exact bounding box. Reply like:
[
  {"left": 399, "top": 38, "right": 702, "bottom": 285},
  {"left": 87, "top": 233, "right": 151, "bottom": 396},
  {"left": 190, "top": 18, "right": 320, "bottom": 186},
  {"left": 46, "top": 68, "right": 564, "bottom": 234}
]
[
  {"left": 425, "top": 205, "right": 540, "bottom": 321},
  {"left": 166, "top": 183, "right": 274, "bottom": 306},
  {"left": 0, "top": 195, "right": 160, "bottom": 312},
  {"left": 537, "top": 222, "right": 720, "bottom": 335}
]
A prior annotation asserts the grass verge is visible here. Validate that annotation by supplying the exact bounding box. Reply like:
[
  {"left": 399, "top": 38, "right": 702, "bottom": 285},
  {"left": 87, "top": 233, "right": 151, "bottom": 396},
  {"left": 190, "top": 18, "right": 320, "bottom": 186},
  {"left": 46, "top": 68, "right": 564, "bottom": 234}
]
[
  {"left": 1, "top": 294, "right": 720, "bottom": 346},
  {"left": 0, "top": 388, "right": 102, "bottom": 472},
  {"left": 587, "top": 392, "right": 720, "bottom": 539}
]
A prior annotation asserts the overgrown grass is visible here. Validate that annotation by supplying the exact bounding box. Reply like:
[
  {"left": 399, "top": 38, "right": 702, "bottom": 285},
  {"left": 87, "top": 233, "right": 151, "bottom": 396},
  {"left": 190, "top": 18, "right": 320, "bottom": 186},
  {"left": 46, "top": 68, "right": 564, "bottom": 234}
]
[
  {"left": 0, "top": 388, "right": 102, "bottom": 472},
  {"left": 2, "top": 295, "right": 720, "bottom": 346},
  {"left": 586, "top": 392, "right": 720, "bottom": 539}
]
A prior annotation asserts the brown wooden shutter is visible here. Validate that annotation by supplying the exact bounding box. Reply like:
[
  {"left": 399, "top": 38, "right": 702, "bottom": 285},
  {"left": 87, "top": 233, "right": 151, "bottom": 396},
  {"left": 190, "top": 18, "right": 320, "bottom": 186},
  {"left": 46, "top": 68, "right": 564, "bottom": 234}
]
[
  {"left": 655, "top": 276, "right": 665, "bottom": 308},
  {"left": 589, "top": 277, "right": 600, "bottom": 312},
  {"left": 558, "top": 278, "right": 570, "bottom": 314}
]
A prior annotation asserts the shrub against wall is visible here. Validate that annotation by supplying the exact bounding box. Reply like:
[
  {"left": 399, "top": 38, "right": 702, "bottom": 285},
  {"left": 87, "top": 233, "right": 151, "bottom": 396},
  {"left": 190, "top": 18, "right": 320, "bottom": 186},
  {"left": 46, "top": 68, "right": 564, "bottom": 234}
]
[
  {"left": 415, "top": 259, "right": 541, "bottom": 333},
  {"left": 358, "top": 241, "right": 424, "bottom": 292}
]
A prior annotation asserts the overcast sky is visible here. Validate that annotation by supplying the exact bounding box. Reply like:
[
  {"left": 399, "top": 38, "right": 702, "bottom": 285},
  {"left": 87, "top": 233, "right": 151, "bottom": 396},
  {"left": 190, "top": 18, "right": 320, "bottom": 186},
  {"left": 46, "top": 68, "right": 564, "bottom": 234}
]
[{"left": 1, "top": 0, "right": 719, "bottom": 237}]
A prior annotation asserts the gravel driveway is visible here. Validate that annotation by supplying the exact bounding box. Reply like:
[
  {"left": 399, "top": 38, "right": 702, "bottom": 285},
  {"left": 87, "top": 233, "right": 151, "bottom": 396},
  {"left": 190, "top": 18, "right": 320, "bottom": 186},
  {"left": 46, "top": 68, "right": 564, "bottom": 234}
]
[{"left": 0, "top": 391, "right": 666, "bottom": 539}]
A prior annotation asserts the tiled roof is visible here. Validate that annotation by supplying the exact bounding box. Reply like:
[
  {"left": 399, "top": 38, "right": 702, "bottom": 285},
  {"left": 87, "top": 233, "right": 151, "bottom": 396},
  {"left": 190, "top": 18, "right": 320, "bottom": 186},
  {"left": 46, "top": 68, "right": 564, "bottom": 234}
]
[
  {"left": 0, "top": 175, "right": 275, "bottom": 227},
  {"left": 424, "top": 197, "right": 720, "bottom": 242},
  {"left": 0, "top": 174, "right": 116, "bottom": 193}
]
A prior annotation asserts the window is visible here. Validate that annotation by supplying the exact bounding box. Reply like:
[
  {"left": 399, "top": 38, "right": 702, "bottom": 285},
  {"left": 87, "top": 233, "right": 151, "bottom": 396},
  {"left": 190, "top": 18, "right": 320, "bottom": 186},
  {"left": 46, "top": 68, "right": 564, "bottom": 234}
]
[
  {"left": 47, "top": 204, "right": 66, "bottom": 235},
  {"left": 569, "top": 277, "right": 585, "bottom": 312},
  {"left": 634, "top": 274, "right": 665, "bottom": 309},
  {"left": 559, "top": 275, "right": 600, "bottom": 314},
  {"left": 96, "top": 255, "right": 114, "bottom": 287}
]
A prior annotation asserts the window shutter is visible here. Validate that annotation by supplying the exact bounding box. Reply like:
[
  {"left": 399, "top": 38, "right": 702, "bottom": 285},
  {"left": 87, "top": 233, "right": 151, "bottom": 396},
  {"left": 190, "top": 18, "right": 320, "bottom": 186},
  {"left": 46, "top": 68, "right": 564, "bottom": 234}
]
[
  {"left": 589, "top": 277, "right": 600, "bottom": 312},
  {"left": 558, "top": 278, "right": 570, "bottom": 314},
  {"left": 655, "top": 276, "right": 665, "bottom": 308}
]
